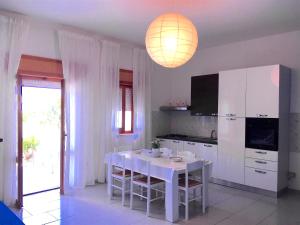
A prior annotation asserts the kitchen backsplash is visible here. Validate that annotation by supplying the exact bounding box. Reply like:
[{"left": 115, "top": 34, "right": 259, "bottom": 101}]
[
  {"left": 170, "top": 111, "right": 218, "bottom": 137},
  {"left": 151, "top": 110, "right": 218, "bottom": 138}
]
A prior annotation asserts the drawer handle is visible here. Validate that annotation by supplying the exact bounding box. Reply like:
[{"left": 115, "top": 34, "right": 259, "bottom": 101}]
[
  {"left": 188, "top": 142, "right": 195, "bottom": 145},
  {"left": 255, "top": 160, "right": 267, "bottom": 164},
  {"left": 173, "top": 140, "right": 179, "bottom": 143},
  {"left": 159, "top": 140, "right": 165, "bottom": 142},
  {"left": 255, "top": 170, "right": 267, "bottom": 174},
  {"left": 257, "top": 114, "right": 268, "bottom": 118},
  {"left": 255, "top": 151, "right": 267, "bottom": 154},
  {"left": 204, "top": 144, "right": 212, "bottom": 147}
]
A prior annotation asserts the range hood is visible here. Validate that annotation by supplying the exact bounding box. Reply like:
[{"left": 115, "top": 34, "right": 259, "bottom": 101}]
[{"left": 159, "top": 106, "right": 190, "bottom": 111}]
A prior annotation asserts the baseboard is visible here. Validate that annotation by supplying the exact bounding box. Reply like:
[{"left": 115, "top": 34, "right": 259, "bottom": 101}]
[{"left": 210, "top": 177, "right": 287, "bottom": 198}]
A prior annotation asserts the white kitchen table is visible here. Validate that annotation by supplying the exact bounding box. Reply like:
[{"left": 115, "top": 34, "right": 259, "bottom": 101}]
[{"left": 105, "top": 150, "right": 212, "bottom": 222}]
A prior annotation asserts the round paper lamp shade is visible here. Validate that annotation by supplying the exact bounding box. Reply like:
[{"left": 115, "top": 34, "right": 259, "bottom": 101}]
[{"left": 145, "top": 13, "right": 198, "bottom": 68}]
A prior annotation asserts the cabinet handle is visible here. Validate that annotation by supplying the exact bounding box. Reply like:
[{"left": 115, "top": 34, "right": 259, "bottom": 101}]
[
  {"left": 255, "top": 151, "right": 267, "bottom": 154},
  {"left": 257, "top": 114, "right": 268, "bottom": 118},
  {"left": 159, "top": 139, "right": 165, "bottom": 142},
  {"left": 204, "top": 144, "right": 212, "bottom": 147},
  {"left": 225, "top": 113, "right": 236, "bottom": 117},
  {"left": 0, "top": 138, "right": 3, "bottom": 143},
  {"left": 173, "top": 140, "right": 179, "bottom": 143},
  {"left": 255, "top": 160, "right": 267, "bottom": 164},
  {"left": 188, "top": 142, "right": 195, "bottom": 145},
  {"left": 226, "top": 118, "right": 236, "bottom": 121},
  {"left": 255, "top": 170, "right": 267, "bottom": 174}
]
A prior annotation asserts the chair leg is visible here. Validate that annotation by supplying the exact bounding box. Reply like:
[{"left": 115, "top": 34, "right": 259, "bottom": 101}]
[
  {"left": 130, "top": 180, "right": 133, "bottom": 209},
  {"left": 185, "top": 190, "right": 189, "bottom": 221},
  {"left": 202, "top": 188, "right": 206, "bottom": 214},
  {"left": 122, "top": 179, "right": 125, "bottom": 206},
  {"left": 140, "top": 186, "right": 143, "bottom": 200},
  {"left": 110, "top": 179, "right": 114, "bottom": 200},
  {"left": 146, "top": 187, "right": 151, "bottom": 217}
]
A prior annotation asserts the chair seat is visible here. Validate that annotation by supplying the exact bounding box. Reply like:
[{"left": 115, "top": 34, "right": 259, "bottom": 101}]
[
  {"left": 113, "top": 170, "right": 139, "bottom": 177},
  {"left": 134, "top": 176, "right": 164, "bottom": 185},
  {"left": 178, "top": 178, "right": 202, "bottom": 188}
]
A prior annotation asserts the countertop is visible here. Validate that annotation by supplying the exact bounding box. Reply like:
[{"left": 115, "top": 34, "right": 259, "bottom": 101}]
[{"left": 157, "top": 134, "right": 218, "bottom": 145}]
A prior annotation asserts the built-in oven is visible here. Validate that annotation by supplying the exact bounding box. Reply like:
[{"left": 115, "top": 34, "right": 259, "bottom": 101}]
[{"left": 245, "top": 118, "right": 279, "bottom": 151}]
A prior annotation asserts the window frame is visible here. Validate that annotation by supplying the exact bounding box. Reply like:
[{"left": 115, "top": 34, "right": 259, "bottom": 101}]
[{"left": 119, "top": 69, "right": 134, "bottom": 134}]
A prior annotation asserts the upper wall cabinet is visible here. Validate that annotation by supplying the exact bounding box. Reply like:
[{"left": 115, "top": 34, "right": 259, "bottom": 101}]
[
  {"left": 219, "top": 69, "right": 247, "bottom": 117},
  {"left": 191, "top": 74, "right": 219, "bottom": 116},
  {"left": 246, "top": 65, "right": 280, "bottom": 118}
]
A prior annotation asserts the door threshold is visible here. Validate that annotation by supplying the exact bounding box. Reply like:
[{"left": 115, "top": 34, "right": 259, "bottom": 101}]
[{"left": 23, "top": 187, "right": 60, "bottom": 197}]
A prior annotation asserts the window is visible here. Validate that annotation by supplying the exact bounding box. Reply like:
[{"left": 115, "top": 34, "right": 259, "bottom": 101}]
[{"left": 117, "top": 69, "right": 133, "bottom": 134}]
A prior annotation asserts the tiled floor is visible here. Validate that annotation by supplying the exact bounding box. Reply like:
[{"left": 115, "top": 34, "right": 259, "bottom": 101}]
[{"left": 12, "top": 183, "right": 300, "bottom": 225}]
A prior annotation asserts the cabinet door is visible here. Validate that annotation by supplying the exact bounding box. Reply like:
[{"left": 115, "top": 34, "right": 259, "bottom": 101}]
[
  {"left": 219, "top": 69, "right": 246, "bottom": 117},
  {"left": 169, "top": 140, "right": 184, "bottom": 153},
  {"left": 158, "top": 139, "right": 171, "bottom": 149},
  {"left": 246, "top": 65, "right": 279, "bottom": 118},
  {"left": 218, "top": 117, "right": 245, "bottom": 184},
  {"left": 201, "top": 143, "right": 218, "bottom": 178},
  {"left": 184, "top": 141, "right": 202, "bottom": 157}
]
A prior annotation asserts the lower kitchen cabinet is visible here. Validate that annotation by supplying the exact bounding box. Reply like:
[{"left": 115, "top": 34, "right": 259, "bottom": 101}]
[
  {"left": 157, "top": 138, "right": 171, "bottom": 149},
  {"left": 184, "top": 141, "right": 202, "bottom": 157},
  {"left": 218, "top": 117, "right": 245, "bottom": 184},
  {"left": 245, "top": 167, "right": 277, "bottom": 191},
  {"left": 201, "top": 143, "right": 218, "bottom": 178}
]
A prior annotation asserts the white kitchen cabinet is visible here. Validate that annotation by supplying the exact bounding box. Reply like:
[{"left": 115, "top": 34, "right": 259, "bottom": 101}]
[
  {"left": 201, "top": 143, "right": 218, "bottom": 178},
  {"left": 183, "top": 141, "right": 202, "bottom": 158},
  {"left": 168, "top": 139, "right": 184, "bottom": 153},
  {"left": 218, "top": 117, "right": 245, "bottom": 184},
  {"left": 246, "top": 65, "right": 280, "bottom": 118},
  {"left": 245, "top": 167, "right": 277, "bottom": 191},
  {"left": 157, "top": 138, "right": 171, "bottom": 149},
  {"left": 219, "top": 69, "right": 247, "bottom": 117}
]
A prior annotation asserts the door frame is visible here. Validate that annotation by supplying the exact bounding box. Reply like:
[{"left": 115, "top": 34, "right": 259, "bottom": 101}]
[{"left": 16, "top": 76, "right": 65, "bottom": 207}]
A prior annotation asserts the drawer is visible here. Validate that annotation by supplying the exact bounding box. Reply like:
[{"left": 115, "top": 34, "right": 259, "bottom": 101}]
[
  {"left": 245, "top": 148, "right": 278, "bottom": 161},
  {"left": 245, "top": 167, "right": 277, "bottom": 191},
  {"left": 202, "top": 143, "right": 218, "bottom": 152},
  {"left": 245, "top": 158, "right": 278, "bottom": 172}
]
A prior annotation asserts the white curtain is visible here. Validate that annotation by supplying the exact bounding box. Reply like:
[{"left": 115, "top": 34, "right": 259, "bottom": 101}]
[
  {"left": 0, "top": 15, "right": 29, "bottom": 206},
  {"left": 58, "top": 31, "right": 101, "bottom": 191},
  {"left": 97, "top": 40, "right": 120, "bottom": 183},
  {"left": 132, "top": 48, "right": 153, "bottom": 149}
]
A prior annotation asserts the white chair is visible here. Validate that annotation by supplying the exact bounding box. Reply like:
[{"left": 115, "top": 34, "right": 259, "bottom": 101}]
[
  {"left": 110, "top": 153, "right": 131, "bottom": 206},
  {"left": 130, "top": 158, "right": 164, "bottom": 216},
  {"left": 177, "top": 151, "right": 196, "bottom": 160},
  {"left": 179, "top": 160, "right": 205, "bottom": 220}
]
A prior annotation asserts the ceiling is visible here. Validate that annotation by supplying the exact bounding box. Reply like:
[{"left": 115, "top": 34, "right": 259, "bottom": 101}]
[{"left": 0, "top": 0, "right": 300, "bottom": 48}]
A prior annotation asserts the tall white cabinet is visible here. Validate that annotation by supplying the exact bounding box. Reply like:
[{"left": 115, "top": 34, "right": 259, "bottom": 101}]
[
  {"left": 218, "top": 68, "right": 246, "bottom": 184},
  {"left": 218, "top": 64, "right": 290, "bottom": 193},
  {"left": 246, "top": 65, "right": 280, "bottom": 118}
]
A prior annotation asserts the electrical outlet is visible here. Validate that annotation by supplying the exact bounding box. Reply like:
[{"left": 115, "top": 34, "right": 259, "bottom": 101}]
[{"left": 288, "top": 172, "right": 296, "bottom": 180}]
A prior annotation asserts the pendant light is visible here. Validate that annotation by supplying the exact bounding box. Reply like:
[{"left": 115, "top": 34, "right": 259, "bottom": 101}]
[{"left": 145, "top": 12, "right": 198, "bottom": 68}]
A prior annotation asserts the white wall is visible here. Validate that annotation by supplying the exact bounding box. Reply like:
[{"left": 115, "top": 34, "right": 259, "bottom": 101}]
[{"left": 152, "top": 30, "right": 300, "bottom": 190}]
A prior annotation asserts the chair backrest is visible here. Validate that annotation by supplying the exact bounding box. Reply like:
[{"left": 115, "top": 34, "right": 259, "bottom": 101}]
[
  {"left": 187, "top": 160, "right": 205, "bottom": 172},
  {"left": 150, "top": 163, "right": 172, "bottom": 182},
  {"left": 131, "top": 158, "right": 150, "bottom": 176},
  {"left": 178, "top": 151, "right": 196, "bottom": 160},
  {"left": 110, "top": 153, "right": 125, "bottom": 168}
]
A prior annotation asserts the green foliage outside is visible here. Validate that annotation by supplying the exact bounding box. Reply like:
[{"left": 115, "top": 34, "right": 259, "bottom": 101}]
[{"left": 23, "top": 136, "right": 39, "bottom": 153}]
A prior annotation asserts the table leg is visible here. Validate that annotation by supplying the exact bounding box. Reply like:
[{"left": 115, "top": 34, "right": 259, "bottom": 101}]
[
  {"left": 165, "top": 171, "right": 179, "bottom": 222},
  {"left": 107, "top": 164, "right": 112, "bottom": 197}
]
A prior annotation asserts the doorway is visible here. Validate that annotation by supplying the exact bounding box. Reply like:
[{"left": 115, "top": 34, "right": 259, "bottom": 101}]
[
  {"left": 22, "top": 84, "right": 61, "bottom": 195},
  {"left": 17, "top": 78, "right": 65, "bottom": 207}
]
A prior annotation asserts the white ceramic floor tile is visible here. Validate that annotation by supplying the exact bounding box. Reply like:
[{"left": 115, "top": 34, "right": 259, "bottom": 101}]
[{"left": 17, "top": 183, "right": 300, "bottom": 225}]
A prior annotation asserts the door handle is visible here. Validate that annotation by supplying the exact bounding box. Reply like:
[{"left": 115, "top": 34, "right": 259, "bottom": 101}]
[{"left": 0, "top": 138, "right": 3, "bottom": 143}]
